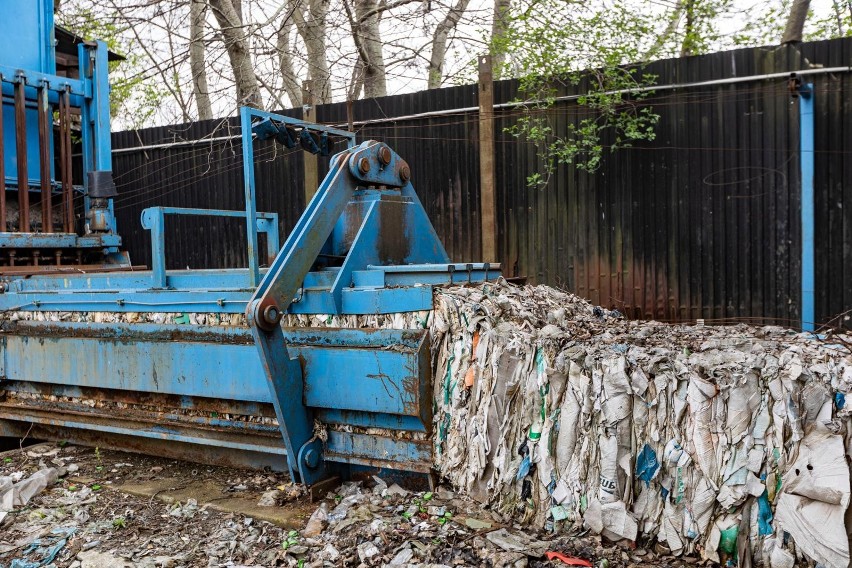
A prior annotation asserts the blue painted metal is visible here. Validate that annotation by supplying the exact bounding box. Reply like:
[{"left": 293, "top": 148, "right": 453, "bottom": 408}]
[
  {"left": 242, "top": 135, "right": 470, "bottom": 484},
  {"left": 241, "top": 107, "right": 356, "bottom": 286},
  {"left": 0, "top": 1, "right": 55, "bottom": 72},
  {"left": 2, "top": 321, "right": 429, "bottom": 420},
  {"left": 798, "top": 82, "right": 815, "bottom": 332},
  {"left": 0, "top": 320, "right": 433, "bottom": 473},
  {"left": 141, "top": 207, "right": 280, "bottom": 288},
  {"left": 0, "top": 0, "right": 56, "bottom": 187},
  {"left": 0, "top": 6, "right": 121, "bottom": 261},
  {"left": 0, "top": 86, "right": 500, "bottom": 482}
]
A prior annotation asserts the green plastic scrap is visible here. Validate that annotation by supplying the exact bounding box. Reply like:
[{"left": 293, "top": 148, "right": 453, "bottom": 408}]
[
  {"left": 674, "top": 467, "right": 685, "bottom": 504},
  {"left": 442, "top": 353, "right": 456, "bottom": 405},
  {"left": 719, "top": 525, "right": 738, "bottom": 556}
]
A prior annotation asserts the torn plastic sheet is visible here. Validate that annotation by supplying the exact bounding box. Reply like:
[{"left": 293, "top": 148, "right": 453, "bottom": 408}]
[
  {"left": 0, "top": 468, "right": 61, "bottom": 524},
  {"left": 9, "top": 280, "right": 852, "bottom": 567},
  {"left": 4, "top": 527, "right": 75, "bottom": 568}
]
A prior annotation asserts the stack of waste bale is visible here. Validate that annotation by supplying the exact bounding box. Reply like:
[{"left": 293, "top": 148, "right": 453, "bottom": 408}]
[
  {"left": 429, "top": 281, "right": 852, "bottom": 568},
  {"left": 9, "top": 279, "right": 852, "bottom": 566}
]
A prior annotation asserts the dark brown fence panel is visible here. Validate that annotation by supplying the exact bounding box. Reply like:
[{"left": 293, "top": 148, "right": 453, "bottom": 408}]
[{"left": 111, "top": 38, "right": 852, "bottom": 328}]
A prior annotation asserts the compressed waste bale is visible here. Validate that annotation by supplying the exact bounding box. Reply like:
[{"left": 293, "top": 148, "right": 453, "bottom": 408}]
[{"left": 428, "top": 281, "right": 852, "bottom": 567}]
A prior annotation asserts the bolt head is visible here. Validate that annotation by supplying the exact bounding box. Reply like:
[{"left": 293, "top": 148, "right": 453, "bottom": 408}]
[
  {"left": 358, "top": 157, "right": 371, "bottom": 174},
  {"left": 399, "top": 163, "right": 411, "bottom": 182},
  {"left": 378, "top": 145, "right": 392, "bottom": 165},
  {"left": 262, "top": 305, "right": 281, "bottom": 325},
  {"left": 304, "top": 448, "right": 319, "bottom": 468}
]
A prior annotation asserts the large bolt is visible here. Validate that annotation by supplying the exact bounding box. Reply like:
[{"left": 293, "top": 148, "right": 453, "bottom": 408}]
[
  {"left": 262, "top": 305, "right": 282, "bottom": 326},
  {"left": 358, "top": 157, "right": 371, "bottom": 174},
  {"left": 399, "top": 163, "right": 411, "bottom": 182},
  {"left": 304, "top": 447, "right": 319, "bottom": 468},
  {"left": 378, "top": 145, "right": 392, "bottom": 165}
]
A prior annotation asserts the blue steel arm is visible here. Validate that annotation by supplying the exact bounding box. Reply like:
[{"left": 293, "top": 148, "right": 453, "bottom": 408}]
[
  {"left": 246, "top": 150, "right": 356, "bottom": 485},
  {"left": 247, "top": 140, "right": 413, "bottom": 484}
]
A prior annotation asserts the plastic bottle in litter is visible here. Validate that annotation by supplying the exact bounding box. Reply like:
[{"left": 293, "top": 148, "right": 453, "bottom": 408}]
[{"left": 529, "top": 415, "right": 543, "bottom": 442}]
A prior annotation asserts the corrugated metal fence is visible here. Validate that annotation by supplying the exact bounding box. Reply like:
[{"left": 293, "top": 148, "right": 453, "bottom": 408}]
[{"left": 111, "top": 38, "right": 852, "bottom": 328}]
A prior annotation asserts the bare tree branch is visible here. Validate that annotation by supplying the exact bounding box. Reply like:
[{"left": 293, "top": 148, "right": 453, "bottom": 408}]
[{"left": 427, "top": 0, "right": 471, "bottom": 88}]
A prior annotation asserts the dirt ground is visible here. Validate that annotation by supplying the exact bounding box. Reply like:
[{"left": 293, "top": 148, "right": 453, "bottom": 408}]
[{"left": 0, "top": 442, "right": 708, "bottom": 567}]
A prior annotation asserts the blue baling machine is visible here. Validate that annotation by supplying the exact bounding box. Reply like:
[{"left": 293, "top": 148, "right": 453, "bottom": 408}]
[{"left": 0, "top": 1, "right": 499, "bottom": 485}]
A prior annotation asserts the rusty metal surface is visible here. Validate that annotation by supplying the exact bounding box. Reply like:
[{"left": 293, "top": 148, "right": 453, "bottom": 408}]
[
  {"left": 0, "top": 419, "right": 289, "bottom": 472},
  {"left": 14, "top": 81, "right": 28, "bottom": 231},
  {"left": 6, "top": 379, "right": 277, "bottom": 418},
  {"left": 60, "top": 88, "right": 73, "bottom": 232},
  {"left": 0, "top": 263, "right": 146, "bottom": 276},
  {"left": 37, "top": 86, "right": 51, "bottom": 233},
  {"left": 0, "top": 87, "right": 5, "bottom": 232}
]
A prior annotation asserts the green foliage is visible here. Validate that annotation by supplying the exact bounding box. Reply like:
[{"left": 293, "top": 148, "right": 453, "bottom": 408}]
[
  {"left": 282, "top": 530, "right": 300, "bottom": 550},
  {"left": 499, "top": 0, "right": 660, "bottom": 183},
  {"left": 678, "top": 0, "right": 736, "bottom": 56},
  {"left": 55, "top": 5, "right": 168, "bottom": 129},
  {"left": 731, "top": 1, "right": 790, "bottom": 45},
  {"left": 732, "top": 1, "right": 851, "bottom": 47},
  {"left": 112, "top": 516, "right": 126, "bottom": 529},
  {"left": 805, "top": 2, "right": 852, "bottom": 40}
]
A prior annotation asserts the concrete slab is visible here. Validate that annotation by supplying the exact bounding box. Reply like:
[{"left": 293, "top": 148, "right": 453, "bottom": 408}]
[{"left": 111, "top": 477, "right": 313, "bottom": 529}]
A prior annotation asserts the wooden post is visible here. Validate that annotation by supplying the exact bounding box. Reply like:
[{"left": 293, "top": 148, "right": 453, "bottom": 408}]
[
  {"left": 302, "top": 80, "right": 318, "bottom": 203},
  {"left": 478, "top": 54, "right": 497, "bottom": 262},
  {"left": 346, "top": 99, "right": 355, "bottom": 132}
]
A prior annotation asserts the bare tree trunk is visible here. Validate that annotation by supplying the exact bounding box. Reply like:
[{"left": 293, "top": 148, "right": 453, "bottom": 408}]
[
  {"left": 782, "top": 0, "right": 811, "bottom": 43},
  {"left": 210, "top": 0, "right": 263, "bottom": 109},
  {"left": 292, "top": 0, "right": 332, "bottom": 104},
  {"left": 491, "top": 0, "right": 511, "bottom": 79},
  {"left": 680, "top": 0, "right": 697, "bottom": 56},
  {"left": 276, "top": 16, "right": 303, "bottom": 107},
  {"left": 642, "top": 0, "right": 683, "bottom": 60},
  {"left": 351, "top": 0, "right": 387, "bottom": 98},
  {"left": 190, "top": 0, "right": 214, "bottom": 120},
  {"left": 832, "top": 0, "right": 844, "bottom": 35},
  {"left": 349, "top": 60, "right": 365, "bottom": 101},
  {"left": 427, "top": 0, "right": 471, "bottom": 88}
]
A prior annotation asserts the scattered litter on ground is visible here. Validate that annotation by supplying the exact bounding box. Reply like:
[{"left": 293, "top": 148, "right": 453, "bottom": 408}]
[{"left": 0, "top": 445, "right": 305, "bottom": 567}]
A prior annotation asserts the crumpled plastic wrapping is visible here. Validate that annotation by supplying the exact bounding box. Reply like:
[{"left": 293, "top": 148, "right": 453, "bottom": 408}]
[
  {"left": 428, "top": 281, "right": 852, "bottom": 568},
  {"left": 0, "top": 468, "right": 61, "bottom": 524},
  {"left": 8, "top": 280, "right": 852, "bottom": 566}
]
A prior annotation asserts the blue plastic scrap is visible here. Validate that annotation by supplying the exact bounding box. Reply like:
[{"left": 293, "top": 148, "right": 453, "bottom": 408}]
[
  {"left": 757, "top": 475, "right": 774, "bottom": 536},
  {"left": 516, "top": 455, "right": 531, "bottom": 480},
  {"left": 635, "top": 444, "right": 659, "bottom": 486},
  {"left": 836, "top": 392, "right": 845, "bottom": 410},
  {"left": 8, "top": 527, "right": 76, "bottom": 568}
]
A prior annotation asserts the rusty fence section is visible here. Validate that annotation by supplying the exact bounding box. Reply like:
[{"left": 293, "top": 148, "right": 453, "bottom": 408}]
[{"left": 111, "top": 38, "right": 852, "bottom": 328}]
